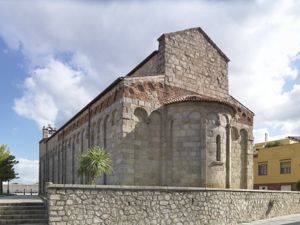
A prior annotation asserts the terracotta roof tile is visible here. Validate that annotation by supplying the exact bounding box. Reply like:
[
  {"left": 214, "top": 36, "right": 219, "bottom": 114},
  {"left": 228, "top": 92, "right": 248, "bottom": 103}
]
[{"left": 164, "top": 95, "right": 236, "bottom": 114}]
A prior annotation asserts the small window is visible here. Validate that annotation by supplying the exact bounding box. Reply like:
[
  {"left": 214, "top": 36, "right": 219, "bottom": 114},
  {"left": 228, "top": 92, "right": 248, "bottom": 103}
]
[
  {"left": 258, "top": 163, "right": 267, "bottom": 176},
  {"left": 280, "top": 161, "right": 291, "bottom": 174},
  {"left": 259, "top": 186, "right": 268, "bottom": 190},
  {"left": 216, "top": 135, "right": 221, "bottom": 161}
]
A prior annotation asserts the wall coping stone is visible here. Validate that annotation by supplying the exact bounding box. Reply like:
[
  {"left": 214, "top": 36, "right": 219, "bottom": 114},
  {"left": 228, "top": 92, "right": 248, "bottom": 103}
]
[
  {"left": 124, "top": 74, "right": 165, "bottom": 81},
  {"left": 47, "top": 184, "right": 300, "bottom": 194}
]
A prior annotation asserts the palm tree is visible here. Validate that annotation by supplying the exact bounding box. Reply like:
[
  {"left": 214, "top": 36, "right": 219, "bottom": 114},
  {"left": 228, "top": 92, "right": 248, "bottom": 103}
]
[{"left": 78, "top": 146, "right": 112, "bottom": 185}]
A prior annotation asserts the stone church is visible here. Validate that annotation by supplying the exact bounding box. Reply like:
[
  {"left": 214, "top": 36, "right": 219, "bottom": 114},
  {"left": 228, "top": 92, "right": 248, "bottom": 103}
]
[{"left": 39, "top": 27, "right": 254, "bottom": 194}]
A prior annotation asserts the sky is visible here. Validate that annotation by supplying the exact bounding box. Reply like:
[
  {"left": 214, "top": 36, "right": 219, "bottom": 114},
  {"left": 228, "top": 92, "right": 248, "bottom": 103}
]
[{"left": 0, "top": 0, "right": 300, "bottom": 184}]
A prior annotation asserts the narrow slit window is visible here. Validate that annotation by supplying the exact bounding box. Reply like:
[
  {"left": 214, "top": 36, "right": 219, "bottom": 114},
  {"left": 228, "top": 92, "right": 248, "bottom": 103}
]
[{"left": 216, "top": 135, "right": 221, "bottom": 161}]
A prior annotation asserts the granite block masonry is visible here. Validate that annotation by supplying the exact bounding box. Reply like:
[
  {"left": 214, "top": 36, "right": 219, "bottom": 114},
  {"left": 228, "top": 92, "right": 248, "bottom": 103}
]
[
  {"left": 39, "top": 27, "right": 254, "bottom": 194},
  {"left": 47, "top": 184, "right": 300, "bottom": 225}
]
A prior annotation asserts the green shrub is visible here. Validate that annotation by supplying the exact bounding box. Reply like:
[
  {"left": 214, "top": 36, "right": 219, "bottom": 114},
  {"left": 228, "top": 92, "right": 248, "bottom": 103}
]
[
  {"left": 78, "top": 146, "right": 112, "bottom": 184},
  {"left": 265, "top": 141, "right": 281, "bottom": 148}
]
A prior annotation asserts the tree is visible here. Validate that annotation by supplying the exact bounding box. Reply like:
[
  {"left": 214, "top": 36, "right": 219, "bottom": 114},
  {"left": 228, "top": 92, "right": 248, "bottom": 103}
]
[
  {"left": 0, "top": 145, "right": 10, "bottom": 194},
  {"left": 78, "top": 146, "right": 112, "bottom": 185},
  {"left": 2, "top": 155, "right": 19, "bottom": 194},
  {"left": 0, "top": 145, "right": 19, "bottom": 194}
]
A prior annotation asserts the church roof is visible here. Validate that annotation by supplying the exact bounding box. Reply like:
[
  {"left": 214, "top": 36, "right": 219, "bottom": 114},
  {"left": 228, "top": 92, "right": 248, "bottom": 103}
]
[
  {"left": 164, "top": 95, "right": 236, "bottom": 114},
  {"left": 125, "top": 51, "right": 158, "bottom": 77}
]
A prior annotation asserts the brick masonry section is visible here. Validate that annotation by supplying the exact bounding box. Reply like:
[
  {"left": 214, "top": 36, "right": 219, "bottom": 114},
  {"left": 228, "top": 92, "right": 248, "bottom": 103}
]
[{"left": 47, "top": 184, "right": 300, "bottom": 225}]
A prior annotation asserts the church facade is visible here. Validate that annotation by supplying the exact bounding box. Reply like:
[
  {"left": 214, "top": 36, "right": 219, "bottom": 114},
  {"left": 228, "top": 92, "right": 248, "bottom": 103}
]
[{"left": 39, "top": 27, "right": 254, "bottom": 194}]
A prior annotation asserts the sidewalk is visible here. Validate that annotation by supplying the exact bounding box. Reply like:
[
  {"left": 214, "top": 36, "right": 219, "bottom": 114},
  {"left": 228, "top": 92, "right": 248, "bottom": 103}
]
[
  {"left": 0, "top": 195, "right": 43, "bottom": 203},
  {"left": 242, "top": 214, "right": 300, "bottom": 225}
]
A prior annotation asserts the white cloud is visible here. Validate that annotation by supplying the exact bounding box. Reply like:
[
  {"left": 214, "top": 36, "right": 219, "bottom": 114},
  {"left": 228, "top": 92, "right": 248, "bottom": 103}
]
[
  {"left": 253, "top": 128, "right": 269, "bottom": 144},
  {"left": 13, "top": 58, "right": 93, "bottom": 128},
  {"left": 12, "top": 158, "right": 39, "bottom": 184},
  {"left": 0, "top": 0, "right": 300, "bottom": 141},
  {"left": 253, "top": 128, "right": 287, "bottom": 144}
]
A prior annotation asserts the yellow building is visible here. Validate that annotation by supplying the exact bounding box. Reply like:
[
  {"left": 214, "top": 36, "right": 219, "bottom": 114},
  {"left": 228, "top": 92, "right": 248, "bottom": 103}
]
[{"left": 254, "top": 136, "right": 300, "bottom": 191}]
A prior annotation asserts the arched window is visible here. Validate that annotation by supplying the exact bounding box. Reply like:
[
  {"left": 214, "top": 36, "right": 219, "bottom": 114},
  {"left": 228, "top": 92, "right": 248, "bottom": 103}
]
[
  {"left": 57, "top": 146, "right": 61, "bottom": 184},
  {"left": 102, "top": 115, "right": 110, "bottom": 185},
  {"left": 80, "top": 130, "right": 85, "bottom": 184},
  {"left": 91, "top": 129, "right": 94, "bottom": 147},
  {"left": 97, "top": 119, "right": 101, "bottom": 145},
  {"left": 52, "top": 150, "right": 55, "bottom": 182},
  {"left": 90, "top": 123, "right": 96, "bottom": 147},
  {"left": 72, "top": 140, "right": 75, "bottom": 184},
  {"left": 111, "top": 110, "right": 117, "bottom": 126},
  {"left": 240, "top": 129, "right": 248, "bottom": 189},
  {"left": 81, "top": 130, "right": 85, "bottom": 153},
  {"left": 103, "top": 115, "right": 109, "bottom": 149},
  {"left": 134, "top": 107, "right": 148, "bottom": 123},
  {"left": 216, "top": 135, "right": 221, "bottom": 161}
]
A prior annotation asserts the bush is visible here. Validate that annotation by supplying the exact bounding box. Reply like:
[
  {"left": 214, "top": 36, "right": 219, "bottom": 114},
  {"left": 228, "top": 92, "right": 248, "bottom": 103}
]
[
  {"left": 78, "top": 146, "right": 112, "bottom": 184},
  {"left": 265, "top": 141, "right": 281, "bottom": 148}
]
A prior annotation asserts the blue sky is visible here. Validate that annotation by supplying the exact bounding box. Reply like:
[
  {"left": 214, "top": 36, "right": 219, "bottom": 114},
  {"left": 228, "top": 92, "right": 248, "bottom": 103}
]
[
  {"left": 0, "top": 0, "right": 300, "bottom": 183},
  {"left": 0, "top": 39, "right": 40, "bottom": 160}
]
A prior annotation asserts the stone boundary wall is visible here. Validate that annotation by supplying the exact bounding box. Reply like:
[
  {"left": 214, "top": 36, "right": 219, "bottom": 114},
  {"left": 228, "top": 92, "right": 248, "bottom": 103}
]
[{"left": 47, "top": 184, "right": 300, "bottom": 225}]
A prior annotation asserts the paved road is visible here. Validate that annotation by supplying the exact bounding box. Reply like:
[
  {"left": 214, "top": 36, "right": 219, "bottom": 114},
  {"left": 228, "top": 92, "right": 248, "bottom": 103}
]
[{"left": 242, "top": 214, "right": 300, "bottom": 225}]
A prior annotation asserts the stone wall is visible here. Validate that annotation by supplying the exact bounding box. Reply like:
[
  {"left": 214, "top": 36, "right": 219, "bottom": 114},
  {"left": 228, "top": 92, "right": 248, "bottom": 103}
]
[
  {"left": 159, "top": 28, "right": 229, "bottom": 100},
  {"left": 39, "top": 78, "right": 125, "bottom": 193},
  {"left": 48, "top": 184, "right": 300, "bottom": 225},
  {"left": 165, "top": 102, "right": 234, "bottom": 188}
]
